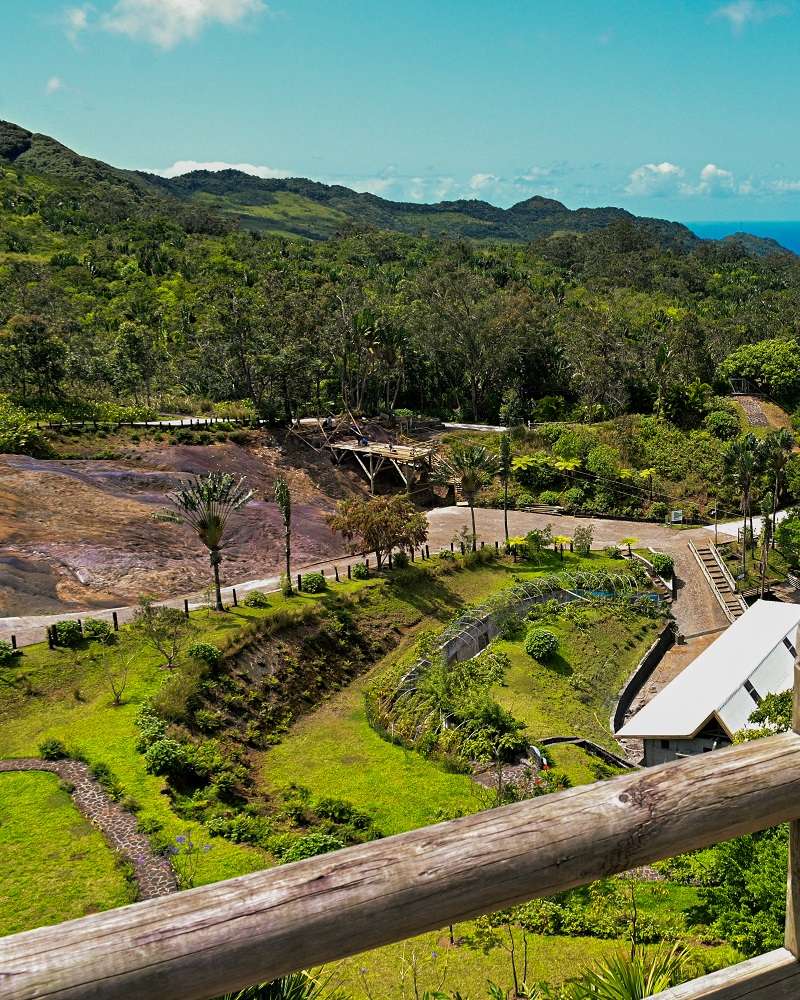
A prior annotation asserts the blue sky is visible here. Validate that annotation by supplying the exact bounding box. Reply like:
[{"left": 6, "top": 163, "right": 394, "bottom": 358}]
[{"left": 1, "top": 0, "right": 799, "bottom": 221}]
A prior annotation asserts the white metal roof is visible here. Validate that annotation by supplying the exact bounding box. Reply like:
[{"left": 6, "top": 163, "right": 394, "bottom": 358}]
[{"left": 617, "top": 600, "right": 800, "bottom": 740}]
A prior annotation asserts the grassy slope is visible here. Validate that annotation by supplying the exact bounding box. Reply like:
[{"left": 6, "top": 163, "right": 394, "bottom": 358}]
[
  {"left": 0, "top": 771, "right": 135, "bottom": 934},
  {"left": 493, "top": 603, "right": 663, "bottom": 753},
  {"left": 0, "top": 584, "right": 371, "bottom": 903}
]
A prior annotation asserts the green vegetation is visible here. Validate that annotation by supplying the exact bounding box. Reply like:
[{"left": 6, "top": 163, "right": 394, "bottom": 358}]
[{"left": 0, "top": 771, "right": 135, "bottom": 933}]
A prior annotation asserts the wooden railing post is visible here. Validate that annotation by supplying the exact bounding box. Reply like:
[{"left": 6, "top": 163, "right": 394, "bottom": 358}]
[{"left": 786, "top": 626, "right": 800, "bottom": 957}]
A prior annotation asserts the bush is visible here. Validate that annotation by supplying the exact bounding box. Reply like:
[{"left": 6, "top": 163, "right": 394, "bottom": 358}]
[
  {"left": 279, "top": 831, "right": 344, "bottom": 863},
  {"left": 187, "top": 642, "right": 222, "bottom": 667},
  {"left": 525, "top": 628, "right": 559, "bottom": 661},
  {"left": 143, "top": 738, "right": 191, "bottom": 780},
  {"left": 392, "top": 549, "right": 410, "bottom": 570},
  {"left": 538, "top": 490, "right": 562, "bottom": 505},
  {"left": 242, "top": 590, "right": 270, "bottom": 608},
  {"left": 704, "top": 409, "right": 740, "bottom": 440},
  {"left": 0, "top": 639, "right": 19, "bottom": 665},
  {"left": 649, "top": 500, "right": 670, "bottom": 522},
  {"left": 0, "top": 394, "right": 51, "bottom": 457},
  {"left": 39, "top": 738, "right": 68, "bottom": 760},
  {"left": 301, "top": 571, "right": 326, "bottom": 593},
  {"left": 572, "top": 523, "right": 594, "bottom": 557},
  {"left": 649, "top": 552, "right": 675, "bottom": 576},
  {"left": 351, "top": 562, "right": 369, "bottom": 580},
  {"left": 53, "top": 619, "right": 83, "bottom": 648},
  {"left": 604, "top": 544, "right": 622, "bottom": 559},
  {"left": 561, "top": 486, "right": 585, "bottom": 510},
  {"left": 82, "top": 618, "right": 113, "bottom": 642}
]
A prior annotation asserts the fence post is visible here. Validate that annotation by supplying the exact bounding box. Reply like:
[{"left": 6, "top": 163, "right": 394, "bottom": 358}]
[
  {"left": 10, "top": 635, "right": 16, "bottom": 650},
  {"left": 112, "top": 611, "right": 119, "bottom": 631},
  {"left": 297, "top": 574, "right": 302, "bottom": 592},
  {"left": 410, "top": 548, "right": 415, "bottom": 562},
  {"left": 426, "top": 545, "right": 430, "bottom": 559},
  {"left": 183, "top": 599, "right": 189, "bottom": 617},
  {"left": 334, "top": 566, "right": 340, "bottom": 582},
  {"left": 388, "top": 552, "right": 393, "bottom": 570},
  {"left": 347, "top": 564, "right": 351, "bottom": 580},
  {"left": 232, "top": 588, "right": 238, "bottom": 608},
  {"left": 77, "top": 619, "right": 83, "bottom": 635},
  {"left": 495, "top": 540, "right": 499, "bottom": 552},
  {"left": 480, "top": 541, "right": 485, "bottom": 550},
  {"left": 460, "top": 542, "right": 465, "bottom": 555},
  {"left": 47, "top": 626, "right": 54, "bottom": 649},
  {"left": 786, "top": 625, "right": 800, "bottom": 957},
  {"left": 450, "top": 542, "right": 454, "bottom": 552}
]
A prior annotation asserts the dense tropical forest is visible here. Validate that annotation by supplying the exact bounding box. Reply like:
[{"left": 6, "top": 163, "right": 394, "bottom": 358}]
[{"left": 3, "top": 118, "right": 800, "bottom": 443}]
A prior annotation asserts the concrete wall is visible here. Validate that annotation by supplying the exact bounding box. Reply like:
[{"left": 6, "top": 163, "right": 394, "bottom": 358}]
[{"left": 643, "top": 736, "right": 730, "bottom": 766}]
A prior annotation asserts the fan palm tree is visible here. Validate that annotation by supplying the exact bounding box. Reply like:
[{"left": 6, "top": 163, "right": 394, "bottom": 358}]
[
  {"left": 725, "top": 433, "right": 760, "bottom": 575},
  {"left": 761, "top": 428, "right": 794, "bottom": 531},
  {"left": 499, "top": 433, "right": 513, "bottom": 543},
  {"left": 217, "top": 972, "right": 350, "bottom": 1000},
  {"left": 563, "top": 944, "right": 687, "bottom": 999},
  {"left": 168, "top": 472, "right": 253, "bottom": 612},
  {"left": 435, "top": 443, "right": 500, "bottom": 551},
  {"left": 274, "top": 477, "right": 293, "bottom": 595}
]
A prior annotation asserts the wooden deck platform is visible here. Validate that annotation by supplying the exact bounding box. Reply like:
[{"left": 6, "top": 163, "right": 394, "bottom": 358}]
[{"left": 328, "top": 438, "right": 434, "bottom": 491}]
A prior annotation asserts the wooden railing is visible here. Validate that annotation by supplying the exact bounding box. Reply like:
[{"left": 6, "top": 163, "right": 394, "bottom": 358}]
[{"left": 2, "top": 722, "right": 800, "bottom": 999}]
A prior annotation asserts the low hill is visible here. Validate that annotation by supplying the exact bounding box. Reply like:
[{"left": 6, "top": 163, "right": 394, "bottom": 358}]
[{"left": 0, "top": 118, "right": 792, "bottom": 252}]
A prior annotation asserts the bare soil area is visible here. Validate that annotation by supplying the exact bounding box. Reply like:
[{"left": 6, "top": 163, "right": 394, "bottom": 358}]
[{"left": 0, "top": 435, "right": 367, "bottom": 616}]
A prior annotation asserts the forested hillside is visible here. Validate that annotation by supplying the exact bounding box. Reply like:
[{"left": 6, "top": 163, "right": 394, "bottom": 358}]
[{"left": 2, "top": 118, "right": 800, "bottom": 432}]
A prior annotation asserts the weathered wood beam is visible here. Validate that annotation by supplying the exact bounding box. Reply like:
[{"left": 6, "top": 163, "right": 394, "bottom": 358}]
[
  {"left": 786, "top": 629, "right": 800, "bottom": 957},
  {"left": 648, "top": 948, "right": 800, "bottom": 999},
  {"left": 3, "top": 733, "right": 800, "bottom": 1000}
]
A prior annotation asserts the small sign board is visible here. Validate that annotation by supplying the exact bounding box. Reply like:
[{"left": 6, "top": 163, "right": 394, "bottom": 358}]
[{"left": 670, "top": 509, "right": 683, "bottom": 524}]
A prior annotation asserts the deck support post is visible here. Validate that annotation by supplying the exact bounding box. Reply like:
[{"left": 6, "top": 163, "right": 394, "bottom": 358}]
[{"left": 786, "top": 625, "right": 800, "bottom": 957}]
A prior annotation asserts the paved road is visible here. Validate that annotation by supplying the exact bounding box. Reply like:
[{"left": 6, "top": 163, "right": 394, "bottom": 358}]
[{"left": 1, "top": 506, "right": 731, "bottom": 647}]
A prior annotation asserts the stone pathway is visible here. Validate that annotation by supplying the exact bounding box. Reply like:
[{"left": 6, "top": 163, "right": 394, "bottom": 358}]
[{"left": 0, "top": 758, "right": 176, "bottom": 899}]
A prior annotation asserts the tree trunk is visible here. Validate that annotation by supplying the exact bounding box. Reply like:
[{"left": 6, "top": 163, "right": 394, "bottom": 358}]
[
  {"left": 211, "top": 550, "right": 223, "bottom": 612},
  {"left": 503, "top": 477, "right": 509, "bottom": 543},
  {"left": 284, "top": 526, "right": 292, "bottom": 594},
  {"left": 469, "top": 502, "right": 477, "bottom": 552}
]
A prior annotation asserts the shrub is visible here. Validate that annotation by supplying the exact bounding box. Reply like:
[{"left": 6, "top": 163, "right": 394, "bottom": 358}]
[
  {"left": 604, "top": 544, "right": 623, "bottom": 559},
  {"left": 561, "top": 486, "right": 585, "bottom": 510},
  {"left": 649, "top": 552, "right": 675, "bottom": 576},
  {"left": 704, "top": 409, "right": 740, "bottom": 440},
  {"left": 0, "top": 394, "right": 51, "bottom": 457},
  {"left": 392, "top": 549, "right": 410, "bottom": 569},
  {"left": 53, "top": 619, "right": 83, "bottom": 648},
  {"left": 572, "top": 523, "right": 594, "bottom": 557},
  {"left": 525, "top": 628, "right": 559, "bottom": 661},
  {"left": 143, "top": 738, "right": 191, "bottom": 780},
  {"left": 351, "top": 562, "right": 369, "bottom": 580},
  {"left": 135, "top": 703, "right": 167, "bottom": 751},
  {"left": 242, "top": 590, "right": 270, "bottom": 608},
  {"left": 649, "top": 500, "right": 670, "bottom": 522},
  {"left": 279, "top": 831, "right": 344, "bottom": 863},
  {"left": 0, "top": 639, "right": 19, "bottom": 665},
  {"left": 82, "top": 618, "right": 113, "bottom": 642},
  {"left": 301, "top": 571, "right": 326, "bottom": 593},
  {"left": 280, "top": 574, "right": 294, "bottom": 597},
  {"left": 538, "top": 490, "right": 562, "bottom": 505},
  {"left": 39, "top": 738, "right": 68, "bottom": 760},
  {"left": 187, "top": 642, "right": 222, "bottom": 667}
]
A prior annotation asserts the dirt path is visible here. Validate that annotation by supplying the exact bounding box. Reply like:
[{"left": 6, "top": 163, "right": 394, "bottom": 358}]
[
  {"left": 0, "top": 506, "right": 732, "bottom": 647},
  {"left": 0, "top": 758, "right": 176, "bottom": 899}
]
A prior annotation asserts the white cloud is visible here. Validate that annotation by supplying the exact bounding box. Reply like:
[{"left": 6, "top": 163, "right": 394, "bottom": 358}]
[
  {"left": 45, "top": 76, "right": 65, "bottom": 95},
  {"left": 713, "top": 0, "right": 788, "bottom": 31},
  {"left": 63, "top": 5, "right": 91, "bottom": 42},
  {"left": 768, "top": 178, "right": 800, "bottom": 193},
  {"left": 101, "top": 0, "right": 266, "bottom": 49},
  {"left": 469, "top": 173, "right": 500, "bottom": 193},
  {"left": 156, "top": 159, "right": 290, "bottom": 179},
  {"left": 691, "top": 162, "right": 737, "bottom": 195},
  {"left": 625, "top": 161, "right": 685, "bottom": 196}
]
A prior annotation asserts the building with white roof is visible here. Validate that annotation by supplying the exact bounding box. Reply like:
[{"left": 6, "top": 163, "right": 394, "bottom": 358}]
[{"left": 617, "top": 600, "right": 800, "bottom": 766}]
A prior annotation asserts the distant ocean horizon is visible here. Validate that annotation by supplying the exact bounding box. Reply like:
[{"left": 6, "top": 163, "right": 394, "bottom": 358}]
[{"left": 686, "top": 220, "right": 800, "bottom": 254}]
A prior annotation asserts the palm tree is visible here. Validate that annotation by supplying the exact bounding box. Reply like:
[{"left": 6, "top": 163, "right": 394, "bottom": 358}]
[
  {"left": 435, "top": 443, "right": 499, "bottom": 551},
  {"left": 761, "top": 428, "right": 794, "bottom": 534},
  {"left": 725, "top": 433, "right": 760, "bottom": 576},
  {"left": 563, "top": 945, "right": 687, "bottom": 999},
  {"left": 620, "top": 536, "right": 638, "bottom": 557},
  {"left": 217, "top": 972, "right": 350, "bottom": 1000},
  {"left": 499, "top": 433, "right": 513, "bottom": 544},
  {"left": 274, "top": 477, "right": 292, "bottom": 595},
  {"left": 168, "top": 472, "right": 253, "bottom": 612}
]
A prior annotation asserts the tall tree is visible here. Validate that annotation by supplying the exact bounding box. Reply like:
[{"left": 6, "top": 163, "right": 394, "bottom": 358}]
[
  {"left": 725, "top": 433, "right": 760, "bottom": 576},
  {"left": 436, "top": 444, "right": 500, "bottom": 551},
  {"left": 168, "top": 473, "right": 253, "bottom": 611},
  {"left": 274, "top": 477, "right": 293, "bottom": 595},
  {"left": 498, "top": 433, "right": 512, "bottom": 544}
]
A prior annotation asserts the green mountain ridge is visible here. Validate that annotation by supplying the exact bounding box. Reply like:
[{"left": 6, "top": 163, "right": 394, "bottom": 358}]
[{"left": 0, "top": 118, "right": 793, "bottom": 254}]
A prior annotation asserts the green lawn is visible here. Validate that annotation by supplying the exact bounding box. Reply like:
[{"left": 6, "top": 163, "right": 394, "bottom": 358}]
[
  {"left": 0, "top": 584, "right": 372, "bottom": 901},
  {"left": 492, "top": 603, "right": 662, "bottom": 753},
  {"left": 0, "top": 771, "right": 135, "bottom": 935}
]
